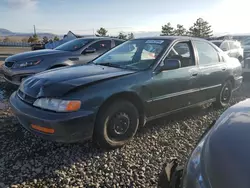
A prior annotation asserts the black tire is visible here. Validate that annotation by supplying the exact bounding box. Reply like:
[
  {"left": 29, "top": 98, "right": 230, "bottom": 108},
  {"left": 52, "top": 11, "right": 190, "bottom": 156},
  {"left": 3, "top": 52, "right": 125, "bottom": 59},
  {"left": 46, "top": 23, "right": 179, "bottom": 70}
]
[
  {"left": 94, "top": 99, "right": 139, "bottom": 149},
  {"left": 213, "top": 80, "right": 232, "bottom": 108}
]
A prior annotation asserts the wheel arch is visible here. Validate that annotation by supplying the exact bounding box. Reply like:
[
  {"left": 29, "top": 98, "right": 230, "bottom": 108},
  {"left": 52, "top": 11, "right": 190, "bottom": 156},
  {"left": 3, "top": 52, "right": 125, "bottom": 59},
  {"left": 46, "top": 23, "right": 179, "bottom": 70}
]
[
  {"left": 96, "top": 91, "right": 147, "bottom": 126},
  {"left": 226, "top": 76, "right": 235, "bottom": 88}
]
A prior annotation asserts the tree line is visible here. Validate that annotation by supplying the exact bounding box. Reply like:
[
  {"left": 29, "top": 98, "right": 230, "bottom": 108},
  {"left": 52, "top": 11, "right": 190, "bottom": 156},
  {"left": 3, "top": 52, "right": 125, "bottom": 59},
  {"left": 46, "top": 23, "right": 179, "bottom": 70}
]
[
  {"left": 97, "top": 17, "right": 213, "bottom": 39},
  {"left": 1, "top": 31, "right": 134, "bottom": 44},
  {"left": 95, "top": 27, "right": 135, "bottom": 40},
  {"left": 27, "top": 34, "right": 60, "bottom": 44},
  {"left": 161, "top": 18, "right": 213, "bottom": 38},
  {"left": 1, "top": 17, "right": 213, "bottom": 44}
]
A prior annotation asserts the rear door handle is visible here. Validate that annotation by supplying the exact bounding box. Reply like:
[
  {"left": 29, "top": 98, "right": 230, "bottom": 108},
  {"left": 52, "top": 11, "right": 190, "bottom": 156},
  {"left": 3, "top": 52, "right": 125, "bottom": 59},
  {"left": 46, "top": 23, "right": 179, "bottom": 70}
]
[
  {"left": 192, "top": 73, "right": 198, "bottom": 77},
  {"left": 222, "top": 67, "right": 226, "bottom": 71}
]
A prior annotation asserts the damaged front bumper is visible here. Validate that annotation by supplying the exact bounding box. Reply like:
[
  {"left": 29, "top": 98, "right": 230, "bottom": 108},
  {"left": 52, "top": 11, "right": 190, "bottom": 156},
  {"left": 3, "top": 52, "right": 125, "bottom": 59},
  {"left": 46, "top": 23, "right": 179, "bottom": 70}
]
[{"left": 10, "top": 91, "right": 96, "bottom": 143}]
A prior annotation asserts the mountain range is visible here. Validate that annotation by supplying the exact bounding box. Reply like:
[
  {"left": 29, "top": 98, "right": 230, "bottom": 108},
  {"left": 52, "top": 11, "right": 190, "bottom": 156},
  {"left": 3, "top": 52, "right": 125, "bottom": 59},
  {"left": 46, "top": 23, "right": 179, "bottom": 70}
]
[
  {"left": 0, "top": 28, "right": 56, "bottom": 38},
  {"left": 0, "top": 28, "right": 161, "bottom": 39},
  {"left": 2, "top": 28, "right": 250, "bottom": 39}
]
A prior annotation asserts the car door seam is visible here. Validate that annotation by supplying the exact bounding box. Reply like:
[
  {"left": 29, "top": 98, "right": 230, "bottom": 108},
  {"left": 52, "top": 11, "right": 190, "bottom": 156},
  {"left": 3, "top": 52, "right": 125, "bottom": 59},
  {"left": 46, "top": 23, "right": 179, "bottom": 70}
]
[
  {"left": 200, "top": 84, "right": 221, "bottom": 91},
  {"left": 146, "top": 88, "right": 200, "bottom": 103}
]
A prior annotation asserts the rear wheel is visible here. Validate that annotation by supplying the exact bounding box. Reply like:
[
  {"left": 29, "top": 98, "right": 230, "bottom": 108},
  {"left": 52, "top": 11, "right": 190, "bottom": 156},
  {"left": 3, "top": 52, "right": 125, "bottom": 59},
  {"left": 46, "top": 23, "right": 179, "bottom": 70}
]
[
  {"left": 94, "top": 99, "right": 139, "bottom": 149},
  {"left": 213, "top": 80, "right": 232, "bottom": 108}
]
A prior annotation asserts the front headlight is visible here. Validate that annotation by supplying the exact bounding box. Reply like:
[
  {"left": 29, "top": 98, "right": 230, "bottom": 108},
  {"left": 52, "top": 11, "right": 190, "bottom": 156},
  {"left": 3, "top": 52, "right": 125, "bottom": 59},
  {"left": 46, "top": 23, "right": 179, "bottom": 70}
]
[
  {"left": 182, "top": 139, "right": 207, "bottom": 188},
  {"left": 13, "top": 60, "right": 41, "bottom": 68},
  {"left": 33, "top": 98, "right": 81, "bottom": 112}
]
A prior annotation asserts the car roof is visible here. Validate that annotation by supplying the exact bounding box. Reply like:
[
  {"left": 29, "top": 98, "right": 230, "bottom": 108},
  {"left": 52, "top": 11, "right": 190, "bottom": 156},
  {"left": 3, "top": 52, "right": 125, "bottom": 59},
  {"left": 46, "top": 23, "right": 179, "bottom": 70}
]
[
  {"left": 73, "top": 37, "right": 125, "bottom": 41},
  {"left": 210, "top": 40, "right": 224, "bottom": 42},
  {"left": 210, "top": 39, "right": 240, "bottom": 43},
  {"left": 134, "top": 36, "right": 209, "bottom": 42}
]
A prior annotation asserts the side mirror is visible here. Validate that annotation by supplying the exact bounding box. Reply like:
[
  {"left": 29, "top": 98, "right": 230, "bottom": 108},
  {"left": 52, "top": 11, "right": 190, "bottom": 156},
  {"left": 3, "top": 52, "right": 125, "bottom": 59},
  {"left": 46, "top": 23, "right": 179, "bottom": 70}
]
[
  {"left": 84, "top": 47, "right": 96, "bottom": 54},
  {"left": 159, "top": 59, "right": 181, "bottom": 71}
]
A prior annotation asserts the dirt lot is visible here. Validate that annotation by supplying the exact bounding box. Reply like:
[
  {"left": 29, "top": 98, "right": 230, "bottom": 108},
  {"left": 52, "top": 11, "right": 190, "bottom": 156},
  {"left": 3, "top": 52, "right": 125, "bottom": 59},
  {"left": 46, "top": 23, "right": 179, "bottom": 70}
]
[
  {"left": 0, "top": 46, "right": 31, "bottom": 64},
  {"left": 0, "top": 72, "right": 249, "bottom": 187},
  {"left": 0, "top": 48, "right": 249, "bottom": 187}
]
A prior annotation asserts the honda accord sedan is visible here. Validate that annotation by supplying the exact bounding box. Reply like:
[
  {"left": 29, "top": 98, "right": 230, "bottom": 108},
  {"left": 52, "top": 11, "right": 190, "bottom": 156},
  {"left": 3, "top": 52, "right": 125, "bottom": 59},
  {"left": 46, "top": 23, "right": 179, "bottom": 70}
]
[
  {"left": 10, "top": 36, "right": 243, "bottom": 149},
  {"left": 2, "top": 37, "right": 124, "bottom": 85}
]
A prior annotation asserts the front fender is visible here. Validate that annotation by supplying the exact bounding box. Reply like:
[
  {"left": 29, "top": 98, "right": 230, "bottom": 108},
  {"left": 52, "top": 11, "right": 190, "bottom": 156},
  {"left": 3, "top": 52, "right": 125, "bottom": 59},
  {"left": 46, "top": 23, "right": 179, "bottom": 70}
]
[{"left": 47, "top": 57, "right": 79, "bottom": 69}]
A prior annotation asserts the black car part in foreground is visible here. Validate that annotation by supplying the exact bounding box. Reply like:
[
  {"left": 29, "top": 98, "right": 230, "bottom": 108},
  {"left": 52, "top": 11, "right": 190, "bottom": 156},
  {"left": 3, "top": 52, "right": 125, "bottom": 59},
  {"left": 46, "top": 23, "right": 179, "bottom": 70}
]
[
  {"left": 158, "top": 99, "right": 250, "bottom": 188},
  {"left": 158, "top": 120, "right": 216, "bottom": 188},
  {"left": 10, "top": 36, "right": 243, "bottom": 149}
]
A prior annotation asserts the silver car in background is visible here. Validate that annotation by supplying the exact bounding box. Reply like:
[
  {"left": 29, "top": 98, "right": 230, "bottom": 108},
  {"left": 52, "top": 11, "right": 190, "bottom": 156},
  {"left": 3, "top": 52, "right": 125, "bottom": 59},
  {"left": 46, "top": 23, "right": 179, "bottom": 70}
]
[
  {"left": 211, "top": 39, "right": 244, "bottom": 66},
  {"left": 2, "top": 37, "right": 124, "bottom": 85}
]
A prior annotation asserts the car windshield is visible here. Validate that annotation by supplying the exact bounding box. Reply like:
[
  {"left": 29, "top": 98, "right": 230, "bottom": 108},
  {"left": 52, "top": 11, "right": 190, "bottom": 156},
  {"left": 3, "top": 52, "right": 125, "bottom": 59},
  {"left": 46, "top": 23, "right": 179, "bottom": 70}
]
[
  {"left": 93, "top": 39, "right": 170, "bottom": 70},
  {"left": 55, "top": 38, "right": 92, "bottom": 52},
  {"left": 211, "top": 41, "right": 222, "bottom": 47}
]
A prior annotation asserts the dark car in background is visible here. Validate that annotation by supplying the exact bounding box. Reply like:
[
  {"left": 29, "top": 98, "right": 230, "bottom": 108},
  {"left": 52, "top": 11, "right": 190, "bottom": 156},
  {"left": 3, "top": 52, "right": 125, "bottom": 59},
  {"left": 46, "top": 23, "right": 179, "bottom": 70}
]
[
  {"left": 2, "top": 37, "right": 124, "bottom": 85},
  {"left": 210, "top": 39, "right": 244, "bottom": 66},
  {"left": 10, "top": 36, "right": 242, "bottom": 149}
]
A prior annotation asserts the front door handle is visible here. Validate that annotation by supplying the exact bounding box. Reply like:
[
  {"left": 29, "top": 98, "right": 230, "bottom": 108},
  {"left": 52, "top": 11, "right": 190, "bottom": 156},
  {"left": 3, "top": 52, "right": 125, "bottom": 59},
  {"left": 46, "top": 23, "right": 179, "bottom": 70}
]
[
  {"left": 222, "top": 67, "right": 226, "bottom": 71},
  {"left": 192, "top": 73, "right": 198, "bottom": 77}
]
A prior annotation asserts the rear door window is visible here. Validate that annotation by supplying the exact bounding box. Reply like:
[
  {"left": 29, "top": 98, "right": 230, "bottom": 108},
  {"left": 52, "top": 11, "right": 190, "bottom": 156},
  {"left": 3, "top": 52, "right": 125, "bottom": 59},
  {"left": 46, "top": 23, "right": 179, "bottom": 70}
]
[{"left": 193, "top": 40, "right": 219, "bottom": 65}]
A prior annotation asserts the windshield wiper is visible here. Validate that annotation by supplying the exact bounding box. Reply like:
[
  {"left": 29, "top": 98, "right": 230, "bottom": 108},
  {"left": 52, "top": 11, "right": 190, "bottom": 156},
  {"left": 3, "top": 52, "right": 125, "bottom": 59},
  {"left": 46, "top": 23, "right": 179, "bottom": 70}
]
[
  {"left": 98, "top": 62, "right": 125, "bottom": 69},
  {"left": 96, "top": 62, "right": 139, "bottom": 71}
]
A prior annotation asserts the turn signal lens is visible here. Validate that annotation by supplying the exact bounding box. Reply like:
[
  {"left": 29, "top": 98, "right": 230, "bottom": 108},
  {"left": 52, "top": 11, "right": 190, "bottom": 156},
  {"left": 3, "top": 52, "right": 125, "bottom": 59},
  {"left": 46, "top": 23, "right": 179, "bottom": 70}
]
[
  {"left": 66, "top": 101, "right": 81, "bottom": 112},
  {"left": 31, "top": 124, "right": 55, "bottom": 134}
]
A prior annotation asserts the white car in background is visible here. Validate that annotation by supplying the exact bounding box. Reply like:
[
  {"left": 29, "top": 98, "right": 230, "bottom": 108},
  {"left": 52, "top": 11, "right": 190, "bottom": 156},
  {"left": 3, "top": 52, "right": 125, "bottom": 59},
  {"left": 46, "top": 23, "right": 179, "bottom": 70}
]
[{"left": 211, "top": 39, "right": 244, "bottom": 67}]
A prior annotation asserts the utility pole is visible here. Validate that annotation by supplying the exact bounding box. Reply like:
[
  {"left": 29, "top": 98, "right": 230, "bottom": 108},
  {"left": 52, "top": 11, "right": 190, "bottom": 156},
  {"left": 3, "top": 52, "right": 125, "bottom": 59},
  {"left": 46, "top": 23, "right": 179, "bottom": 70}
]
[{"left": 33, "top": 25, "right": 36, "bottom": 36}]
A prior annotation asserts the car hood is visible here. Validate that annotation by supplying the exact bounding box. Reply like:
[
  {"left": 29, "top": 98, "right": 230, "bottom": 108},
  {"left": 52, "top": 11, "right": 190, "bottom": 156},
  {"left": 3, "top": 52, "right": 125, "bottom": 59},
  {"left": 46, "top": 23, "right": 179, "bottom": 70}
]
[
  {"left": 201, "top": 99, "right": 250, "bottom": 187},
  {"left": 20, "top": 64, "right": 136, "bottom": 98},
  {"left": 6, "top": 49, "right": 72, "bottom": 62}
]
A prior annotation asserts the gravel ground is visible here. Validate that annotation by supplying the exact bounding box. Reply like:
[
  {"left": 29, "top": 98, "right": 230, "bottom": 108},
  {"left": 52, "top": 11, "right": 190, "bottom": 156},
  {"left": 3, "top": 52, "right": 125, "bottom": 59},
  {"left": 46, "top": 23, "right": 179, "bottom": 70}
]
[{"left": 0, "top": 76, "right": 250, "bottom": 188}]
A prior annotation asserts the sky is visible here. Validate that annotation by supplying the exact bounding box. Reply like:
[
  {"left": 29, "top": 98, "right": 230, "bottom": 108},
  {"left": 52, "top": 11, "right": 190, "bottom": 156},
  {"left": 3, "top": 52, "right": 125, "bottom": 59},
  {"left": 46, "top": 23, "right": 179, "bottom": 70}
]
[{"left": 0, "top": 0, "right": 249, "bottom": 36}]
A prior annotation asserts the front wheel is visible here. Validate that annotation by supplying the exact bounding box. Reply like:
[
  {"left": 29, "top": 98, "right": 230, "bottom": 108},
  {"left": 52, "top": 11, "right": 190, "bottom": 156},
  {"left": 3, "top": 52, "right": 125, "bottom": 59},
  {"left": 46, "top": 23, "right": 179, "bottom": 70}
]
[
  {"left": 94, "top": 99, "right": 139, "bottom": 149},
  {"left": 213, "top": 80, "right": 232, "bottom": 108}
]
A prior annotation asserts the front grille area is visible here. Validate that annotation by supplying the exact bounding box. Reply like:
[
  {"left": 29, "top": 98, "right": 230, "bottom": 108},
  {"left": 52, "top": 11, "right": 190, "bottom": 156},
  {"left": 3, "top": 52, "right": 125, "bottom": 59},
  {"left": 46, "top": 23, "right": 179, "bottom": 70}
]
[
  {"left": 4, "top": 61, "right": 15, "bottom": 68},
  {"left": 17, "top": 90, "right": 36, "bottom": 104}
]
